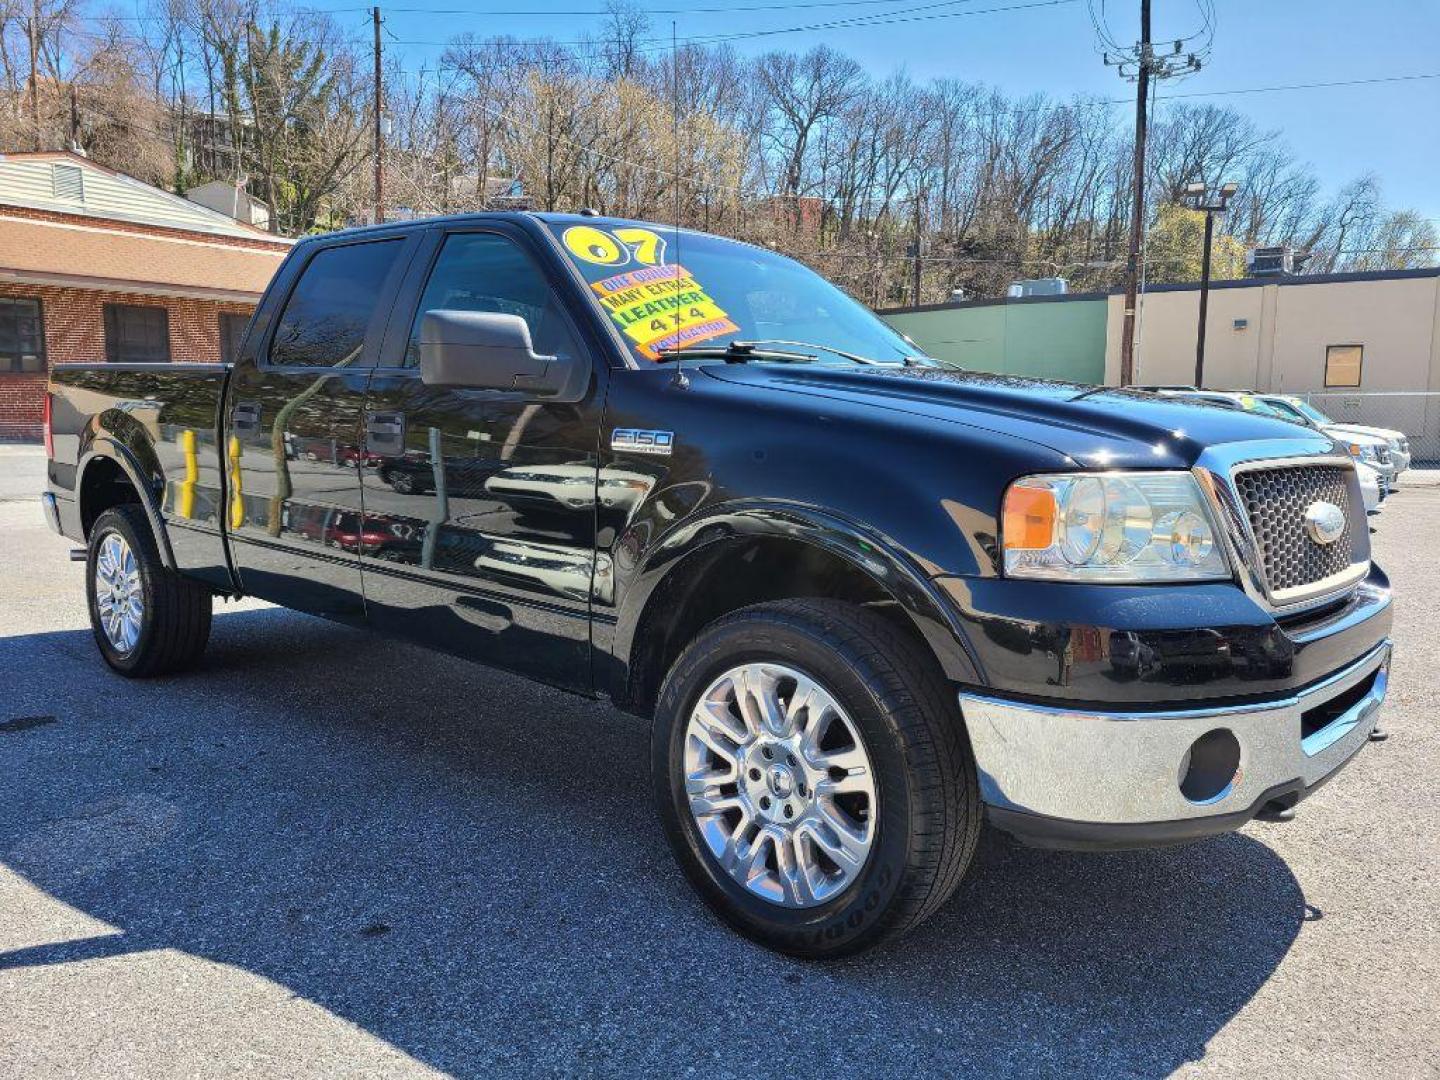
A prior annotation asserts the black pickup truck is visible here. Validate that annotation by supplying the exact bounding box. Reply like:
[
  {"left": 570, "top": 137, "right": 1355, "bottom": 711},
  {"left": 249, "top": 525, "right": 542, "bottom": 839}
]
[{"left": 42, "top": 212, "right": 1393, "bottom": 957}]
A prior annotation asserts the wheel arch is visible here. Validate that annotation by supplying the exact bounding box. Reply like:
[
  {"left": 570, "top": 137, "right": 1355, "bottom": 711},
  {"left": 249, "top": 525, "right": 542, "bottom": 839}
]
[
  {"left": 611, "top": 502, "right": 983, "bottom": 716},
  {"left": 77, "top": 437, "right": 177, "bottom": 571}
]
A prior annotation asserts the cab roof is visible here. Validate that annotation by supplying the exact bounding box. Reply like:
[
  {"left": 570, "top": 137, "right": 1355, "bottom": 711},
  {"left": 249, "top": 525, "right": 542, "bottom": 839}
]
[{"left": 305, "top": 210, "right": 695, "bottom": 245}]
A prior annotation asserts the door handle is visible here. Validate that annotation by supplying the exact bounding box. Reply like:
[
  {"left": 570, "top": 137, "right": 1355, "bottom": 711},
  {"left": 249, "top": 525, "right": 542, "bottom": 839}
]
[
  {"left": 366, "top": 411, "right": 404, "bottom": 436},
  {"left": 231, "top": 401, "right": 261, "bottom": 435},
  {"left": 365, "top": 410, "right": 405, "bottom": 454}
]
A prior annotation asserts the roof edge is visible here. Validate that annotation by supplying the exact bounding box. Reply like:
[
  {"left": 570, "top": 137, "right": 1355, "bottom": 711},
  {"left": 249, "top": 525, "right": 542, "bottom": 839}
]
[{"left": 879, "top": 265, "right": 1440, "bottom": 315}]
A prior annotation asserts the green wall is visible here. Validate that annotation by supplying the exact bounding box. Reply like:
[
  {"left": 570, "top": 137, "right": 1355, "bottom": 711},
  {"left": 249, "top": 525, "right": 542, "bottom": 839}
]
[{"left": 883, "top": 297, "right": 1108, "bottom": 384}]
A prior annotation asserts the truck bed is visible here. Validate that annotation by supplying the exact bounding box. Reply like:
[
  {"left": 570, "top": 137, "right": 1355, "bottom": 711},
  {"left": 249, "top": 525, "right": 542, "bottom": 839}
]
[{"left": 47, "top": 362, "right": 233, "bottom": 589}]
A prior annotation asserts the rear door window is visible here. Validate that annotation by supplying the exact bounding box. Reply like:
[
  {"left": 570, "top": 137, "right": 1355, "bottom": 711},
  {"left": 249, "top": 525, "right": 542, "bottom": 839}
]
[{"left": 269, "top": 239, "right": 405, "bottom": 367}]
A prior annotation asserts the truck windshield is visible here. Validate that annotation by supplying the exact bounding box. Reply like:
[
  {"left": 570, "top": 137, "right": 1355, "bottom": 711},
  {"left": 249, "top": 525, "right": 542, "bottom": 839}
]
[
  {"left": 1290, "top": 399, "right": 1335, "bottom": 425},
  {"left": 546, "top": 220, "right": 922, "bottom": 366}
]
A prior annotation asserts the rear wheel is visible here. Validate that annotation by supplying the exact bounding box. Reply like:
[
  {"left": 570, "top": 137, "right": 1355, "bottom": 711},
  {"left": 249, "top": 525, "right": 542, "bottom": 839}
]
[
  {"left": 652, "top": 598, "right": 980, "bottom": 958},
  {"left": 388, "top": 469, "right": 418, "bottom": 494},
  {"left": 86, "top": 505, "right": 212, "bottom": 677}
]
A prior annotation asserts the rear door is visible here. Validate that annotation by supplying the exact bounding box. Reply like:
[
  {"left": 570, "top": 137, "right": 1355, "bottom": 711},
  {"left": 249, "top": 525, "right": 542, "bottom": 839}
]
[
  {"left": 358, "top": 223, "right": 607, "bottom": 689},
  {"left": 224, "top": 232, "right": 417, "bottom": 620}
]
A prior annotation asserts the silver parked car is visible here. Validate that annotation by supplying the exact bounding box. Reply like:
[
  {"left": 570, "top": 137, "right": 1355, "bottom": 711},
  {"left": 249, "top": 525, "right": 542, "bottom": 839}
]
[
  {"left": 1157, "top": 390, "right": 1400, "bottom": 486},
  {"left": 1255, "top": 395, "right": 1411, "bottom": 477}
]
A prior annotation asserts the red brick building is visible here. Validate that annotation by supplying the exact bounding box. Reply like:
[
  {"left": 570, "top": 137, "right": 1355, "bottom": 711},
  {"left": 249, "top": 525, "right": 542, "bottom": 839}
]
[{"left": 0, "top": 152, "right": 291, "bottom": 439}]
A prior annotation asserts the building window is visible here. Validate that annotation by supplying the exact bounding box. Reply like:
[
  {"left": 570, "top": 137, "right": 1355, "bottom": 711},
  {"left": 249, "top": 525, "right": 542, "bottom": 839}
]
[
  {"left": 104, "top": 303, "right": 171, "bottom": 363},
  {"left": 219, "top": 312, "right": 250, "bottom": 364},
  {"left": 1324, "top": 344, "right": 1363, "bottom": 388},
  {"left": 0, "top": 297, "right": 46, "bottom": 374}
]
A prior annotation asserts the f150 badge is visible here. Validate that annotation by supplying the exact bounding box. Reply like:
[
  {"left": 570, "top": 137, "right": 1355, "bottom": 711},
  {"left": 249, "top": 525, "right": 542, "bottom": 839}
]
[{"left": 611, "top": 429, "right": 674, "bottom": 456}]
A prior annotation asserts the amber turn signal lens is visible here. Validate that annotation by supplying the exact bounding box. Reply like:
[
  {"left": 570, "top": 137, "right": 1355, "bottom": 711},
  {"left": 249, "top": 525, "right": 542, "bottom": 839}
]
[{"left": 1002, "top": 485, "right": 1057, "bottom": 551}]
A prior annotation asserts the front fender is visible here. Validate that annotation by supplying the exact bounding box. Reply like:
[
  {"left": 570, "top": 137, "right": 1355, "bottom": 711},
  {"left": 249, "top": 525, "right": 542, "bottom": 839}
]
[{"left": 610, "top": 499, "right": 986, "bottom": 692}]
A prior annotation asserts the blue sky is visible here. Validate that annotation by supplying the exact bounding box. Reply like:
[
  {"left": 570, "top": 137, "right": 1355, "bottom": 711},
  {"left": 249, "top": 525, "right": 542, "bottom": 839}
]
[{"left": 353, "top": 0, "right": 1439, "bottom": 222}]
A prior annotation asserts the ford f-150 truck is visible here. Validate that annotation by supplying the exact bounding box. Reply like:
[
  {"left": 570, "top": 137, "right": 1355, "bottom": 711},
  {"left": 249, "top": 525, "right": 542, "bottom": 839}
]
[{"left": 41, "top": 213, "right": 1393, "bottom": 957}]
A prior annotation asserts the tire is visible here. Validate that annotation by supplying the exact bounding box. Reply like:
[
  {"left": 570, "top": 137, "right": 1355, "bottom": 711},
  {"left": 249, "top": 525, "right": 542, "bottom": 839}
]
[
  {"left": 389, "top": 469, "right": 417, "bottom": 495},
  {"left": 86, "top": 504, "right": 213, "bottom": 678},
  {"left": 652, "top": 598, "right": 980, "bottom": 958}
]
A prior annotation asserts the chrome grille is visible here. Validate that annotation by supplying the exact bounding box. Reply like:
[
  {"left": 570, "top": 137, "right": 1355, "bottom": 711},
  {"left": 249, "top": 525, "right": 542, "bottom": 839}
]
[{"left": 1233, "top": 464, "right": 1355, "bottom": 594}]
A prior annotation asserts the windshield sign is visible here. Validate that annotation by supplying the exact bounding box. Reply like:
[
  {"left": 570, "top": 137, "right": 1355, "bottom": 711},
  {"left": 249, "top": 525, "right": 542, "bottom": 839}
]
[
  {"left": 548, "top": 221, "right": 917, "bottom": 365},
  {"left": 1235, "top": 394, "right": 1288, "bottom": 418}
]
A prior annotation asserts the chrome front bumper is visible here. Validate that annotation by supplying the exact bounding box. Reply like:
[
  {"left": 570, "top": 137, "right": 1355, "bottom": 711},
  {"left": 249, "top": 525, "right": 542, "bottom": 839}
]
[{"left": 961, "top": 641, "right": 1390, "bottom": 847}]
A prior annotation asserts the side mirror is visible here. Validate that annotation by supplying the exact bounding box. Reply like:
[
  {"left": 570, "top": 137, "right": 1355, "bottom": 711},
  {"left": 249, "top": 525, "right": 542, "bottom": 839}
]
[{"left": 419, "top": 310, "right": 570, "bottom": 395}]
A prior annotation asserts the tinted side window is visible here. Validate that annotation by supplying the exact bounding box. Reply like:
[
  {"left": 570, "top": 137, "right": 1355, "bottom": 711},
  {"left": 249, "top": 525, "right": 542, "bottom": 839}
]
[
  {"left": 405, "top": 233, "right": 580, "bottom": 367},
  {"left": 269, "top": 239, "right": 403, "bottom": 367}
]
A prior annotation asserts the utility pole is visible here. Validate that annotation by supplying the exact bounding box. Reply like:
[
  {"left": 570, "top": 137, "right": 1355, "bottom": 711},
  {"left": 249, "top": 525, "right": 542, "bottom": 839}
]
[
  {"left": 1182, "top": 181, "right": 1239, "bottom": 388},
  {"left": 1118, "top": 0, "right": 1150, "bottom": 387},
  {"left": 1104, "top": 0, "right": 1204, "bottom": 385},
  {"left": 911, "top": 193, "right": 924, "bottom": 307},
  {"left": 372, "top": 6, "right": 384, "bottom": 225},
  {"left": 29, "top": 0, "right": 41, "bottom": 151}
]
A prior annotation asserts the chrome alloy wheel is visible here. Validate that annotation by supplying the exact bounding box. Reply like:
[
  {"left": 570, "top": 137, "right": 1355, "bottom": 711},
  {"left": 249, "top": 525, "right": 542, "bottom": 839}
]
[
  {"left": 683, "top": 663, "right": 878, "bottom": 908},
  {"left": 95, "top": 532, "right": 143, "bottom": 654}
]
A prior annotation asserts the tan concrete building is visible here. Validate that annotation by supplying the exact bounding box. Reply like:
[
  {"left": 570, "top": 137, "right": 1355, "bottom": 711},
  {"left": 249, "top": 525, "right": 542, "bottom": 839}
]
[
  {"left": 1102, "top": 268, "right": 1440, "bottom": 454},
  {"left": 1104, "top": 268, "right": 1440, "bottom": 392}
]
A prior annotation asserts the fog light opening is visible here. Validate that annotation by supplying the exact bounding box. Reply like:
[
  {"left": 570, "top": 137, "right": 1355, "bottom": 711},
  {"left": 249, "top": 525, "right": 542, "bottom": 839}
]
[{"left": 1179, "top": 728, "right": 1242, "bottom": 804}]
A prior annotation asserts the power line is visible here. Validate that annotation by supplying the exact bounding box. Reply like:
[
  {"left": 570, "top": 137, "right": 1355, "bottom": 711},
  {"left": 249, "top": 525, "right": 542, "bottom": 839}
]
[
  {"left": 66, "top": 9, "right": 1440, "bottom": 106},
  {"left": 387, "top": 0, "right": 1074, "bottom": 50},
  {"left": 641, "top": 0, "right": 1067, "bottom": 50},
  {"left": 95, "top": 0, "right": 962, "bottom": 21},
  {"left": 1157, "top": 71, "right": 1440, "bottom": 100},
  {"left": 386, "top": 0, "right": 951, "bottom": 14}
]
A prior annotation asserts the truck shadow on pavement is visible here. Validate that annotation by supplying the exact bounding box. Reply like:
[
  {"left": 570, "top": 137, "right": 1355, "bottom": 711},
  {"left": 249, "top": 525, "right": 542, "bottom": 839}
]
[{"left": 1, "top": 607, "right": 1307, "bottom": 1078}]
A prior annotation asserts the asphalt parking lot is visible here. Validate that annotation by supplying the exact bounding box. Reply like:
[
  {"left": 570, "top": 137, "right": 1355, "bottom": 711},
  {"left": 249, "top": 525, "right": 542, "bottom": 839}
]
[{"left": 1, "top": 442, "right": 1437, "bottom": 1079}]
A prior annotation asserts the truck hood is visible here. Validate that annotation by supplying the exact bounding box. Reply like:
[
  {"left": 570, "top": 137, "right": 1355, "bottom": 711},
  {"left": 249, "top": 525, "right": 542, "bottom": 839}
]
[
  {"left": 704, "top": 364, "right": 1336, "bottom": 469},
  {"left": 1324, "top": 423, "right": 1403, "bottom": 445}
]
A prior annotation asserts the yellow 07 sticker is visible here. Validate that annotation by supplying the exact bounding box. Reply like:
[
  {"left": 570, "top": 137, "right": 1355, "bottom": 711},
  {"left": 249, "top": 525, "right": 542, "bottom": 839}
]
[
  {"left": 562, "top": 224, "right": 667, "bottom": 267},
  {"left": 563, "top": 225, "right": 626, "bottom": 265}
]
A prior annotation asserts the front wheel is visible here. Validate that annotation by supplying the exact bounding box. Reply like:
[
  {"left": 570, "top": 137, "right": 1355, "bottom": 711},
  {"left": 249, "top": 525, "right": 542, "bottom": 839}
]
[
  {"left": 86, "top": 504, "right": 212, "bottom": 677},
  {"left": 652, "top": 599, "right": 980, "bottom": 958}
]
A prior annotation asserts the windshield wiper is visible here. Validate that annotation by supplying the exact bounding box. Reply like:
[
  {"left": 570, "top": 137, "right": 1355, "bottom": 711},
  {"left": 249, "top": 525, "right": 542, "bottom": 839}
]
[
  {"left": 652, "top": 342, "right": 818, "bottom": 364},
  {"left": 654, "top": 338, "right": 944, "bottom": 368},
  {"left": 727, "top": 339, "right": 886, "bottom": 365},
  {"left": 742, "top": 340, "right": 952, "bottom": 368}
]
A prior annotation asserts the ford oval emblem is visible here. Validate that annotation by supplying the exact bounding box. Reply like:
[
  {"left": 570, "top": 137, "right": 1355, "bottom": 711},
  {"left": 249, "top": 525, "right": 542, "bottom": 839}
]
[{"left": 1302, "top": 501, "right": 1346, "bottom": 546}]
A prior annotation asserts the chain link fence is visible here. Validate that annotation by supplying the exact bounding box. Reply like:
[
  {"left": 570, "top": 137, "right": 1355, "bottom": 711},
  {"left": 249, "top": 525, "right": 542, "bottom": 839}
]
[{"left": 1299, "top": 391, "right": 1440, "bottom": 466}]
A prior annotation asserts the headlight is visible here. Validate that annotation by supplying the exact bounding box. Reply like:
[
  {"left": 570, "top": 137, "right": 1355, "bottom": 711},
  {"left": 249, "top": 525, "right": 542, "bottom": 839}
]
[
  {"left": 1001, "top": 471, "right": 1232, "bottom": 582},
  {"left": 1347, "top": 442, "right": 1377, "bottom": 463}
]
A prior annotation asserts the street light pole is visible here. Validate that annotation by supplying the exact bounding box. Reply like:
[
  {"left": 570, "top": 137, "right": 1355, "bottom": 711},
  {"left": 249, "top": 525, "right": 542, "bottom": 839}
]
[{"left": 1182, "top": 180, "right": 1239, "bottom": 389}]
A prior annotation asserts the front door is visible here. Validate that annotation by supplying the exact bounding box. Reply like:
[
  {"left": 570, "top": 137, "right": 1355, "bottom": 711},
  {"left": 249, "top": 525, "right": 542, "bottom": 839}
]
[
  {"left": 359, "top": 226, "right": 605, "bottom": 689},
  {"left": 225, "top": 234, "right": 414, "bottom": 620}
]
